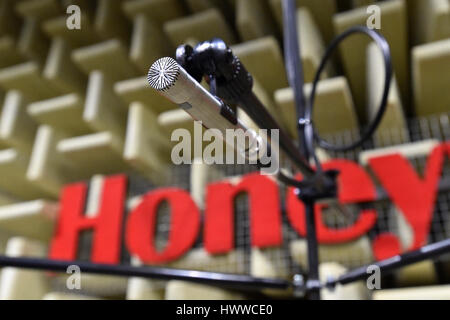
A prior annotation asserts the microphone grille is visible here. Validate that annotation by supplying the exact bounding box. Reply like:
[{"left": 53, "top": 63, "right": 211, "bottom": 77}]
[{"left": 148, "top": 57, "right": 180, "bottom": 92}]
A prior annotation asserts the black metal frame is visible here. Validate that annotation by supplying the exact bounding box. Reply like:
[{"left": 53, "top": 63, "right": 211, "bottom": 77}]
[
  {"left": 0, "top": 0, "right": 448, "bottom": 300},
  {"left": 0, "top": 239, "right": 449, "bottom": 297},
  {"left": 0, "top": 255, "right": 290, "bottom": 293}
]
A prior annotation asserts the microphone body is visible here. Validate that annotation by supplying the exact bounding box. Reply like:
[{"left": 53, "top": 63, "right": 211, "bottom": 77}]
[{"left": 148, "top": 57, "right": 267, "bottom": 162}]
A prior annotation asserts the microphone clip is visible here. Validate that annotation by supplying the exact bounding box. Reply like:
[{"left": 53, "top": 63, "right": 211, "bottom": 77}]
[{"left": 175, "top": 38, "right": 253, "bottom": 106}]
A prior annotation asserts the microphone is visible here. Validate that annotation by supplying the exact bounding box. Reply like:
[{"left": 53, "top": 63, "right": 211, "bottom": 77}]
[{"left": 148, "top": 57, "right": 271, "bottom": 164}]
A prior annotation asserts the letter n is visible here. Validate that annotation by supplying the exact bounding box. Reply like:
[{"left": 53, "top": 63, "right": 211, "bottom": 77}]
[
  {"left": 49, "top": 175, "right": 127, "bottom": 264},
  {"left": 204, "top": 173, "right": 282, "bottom": 254}
]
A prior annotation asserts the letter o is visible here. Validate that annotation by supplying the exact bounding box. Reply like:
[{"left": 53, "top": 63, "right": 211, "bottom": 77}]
[{"left": 126, "top": 188, "right": 200, "bottom": 264}]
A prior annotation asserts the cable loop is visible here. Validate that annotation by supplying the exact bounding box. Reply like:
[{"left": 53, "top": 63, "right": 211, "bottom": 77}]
[{"left": 308, "top": 26, "right": 393, "bottom": 152}]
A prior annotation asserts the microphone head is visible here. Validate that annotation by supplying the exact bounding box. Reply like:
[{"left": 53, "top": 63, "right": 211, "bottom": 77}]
[{"left": 147, "top": 57, "right": 180, "bottom": 92}]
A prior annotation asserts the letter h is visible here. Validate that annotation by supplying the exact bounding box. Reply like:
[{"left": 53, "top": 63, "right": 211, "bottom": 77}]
[{"left": 49, "top": 175, "right": 127, "bottom": 264}]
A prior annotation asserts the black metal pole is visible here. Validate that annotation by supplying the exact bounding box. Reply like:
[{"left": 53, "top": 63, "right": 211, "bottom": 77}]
[
  {"left": 282, "top": 0, "right": 309, "bottom": 157},
  {"left": 304, "top": 200, "right": 321, "bottom": 299},
  {"left": 0, "top": 255, "right": 291, "bottom": 292},
  {"left": 282, "top": 0, "right": 322, "bottom": 300}
]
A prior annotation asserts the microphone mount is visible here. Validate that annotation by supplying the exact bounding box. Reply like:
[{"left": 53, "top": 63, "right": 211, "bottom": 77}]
[
  {"left": 175, "top": 38, "right": 253, "bottom": 105},
  {"left": 175, "top": 38, "right": 319, "bottom": 181}
]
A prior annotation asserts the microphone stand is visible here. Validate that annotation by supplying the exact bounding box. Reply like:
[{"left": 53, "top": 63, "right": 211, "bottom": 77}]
[
  {"left": 173, "top": 2, "right": 337, "bottom": 299},
  {"left": 172, "top": 0, "right": 449, "bottom": 300},
  {"left": 281, "top": 0, "right": 320, "bottom": 300},
  {"left": 174, "top": 38, "right": 339, "bottom": 300}
]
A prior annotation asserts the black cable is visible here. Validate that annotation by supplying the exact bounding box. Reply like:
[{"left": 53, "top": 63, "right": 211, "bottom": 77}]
[{"left": 307, "top": 26, "right": 393, "bottom": 152}]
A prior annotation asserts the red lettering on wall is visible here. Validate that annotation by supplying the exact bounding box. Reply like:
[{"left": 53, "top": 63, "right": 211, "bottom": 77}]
[
  {"left": 370, "top": 142, "right": 450, "bottom": 260},
  {"left": 47, "top": 142, "right": 449, "bottom": 264},
  {"left": 49, "top": 175, "right": 127, "bottom": 264},
  {"left": 371, "top": 233, "right": 402, "bottom": 260},
  {"left": 286, "top": 160, "right": 378, "bottom": 243},
  {"left": 204, "top": 173, "right": 282, "bottom": 254},
  {"left": 126, "top": 188, "right": 200, "bottom": 264}
]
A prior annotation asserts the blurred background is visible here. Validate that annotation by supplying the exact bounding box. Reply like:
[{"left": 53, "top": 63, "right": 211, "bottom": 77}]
[{"left": 0, "top": 0, "right": 448, "bottom": 300}]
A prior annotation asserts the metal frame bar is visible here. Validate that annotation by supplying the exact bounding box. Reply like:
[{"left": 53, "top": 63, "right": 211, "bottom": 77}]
[{"left": 0, "top": 256, "right": 291, "bottom": 292}]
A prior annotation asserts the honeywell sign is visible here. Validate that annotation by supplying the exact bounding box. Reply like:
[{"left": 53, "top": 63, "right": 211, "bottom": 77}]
[{"left": 49, "top": 143, "right": 449, "bottom": 265}]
